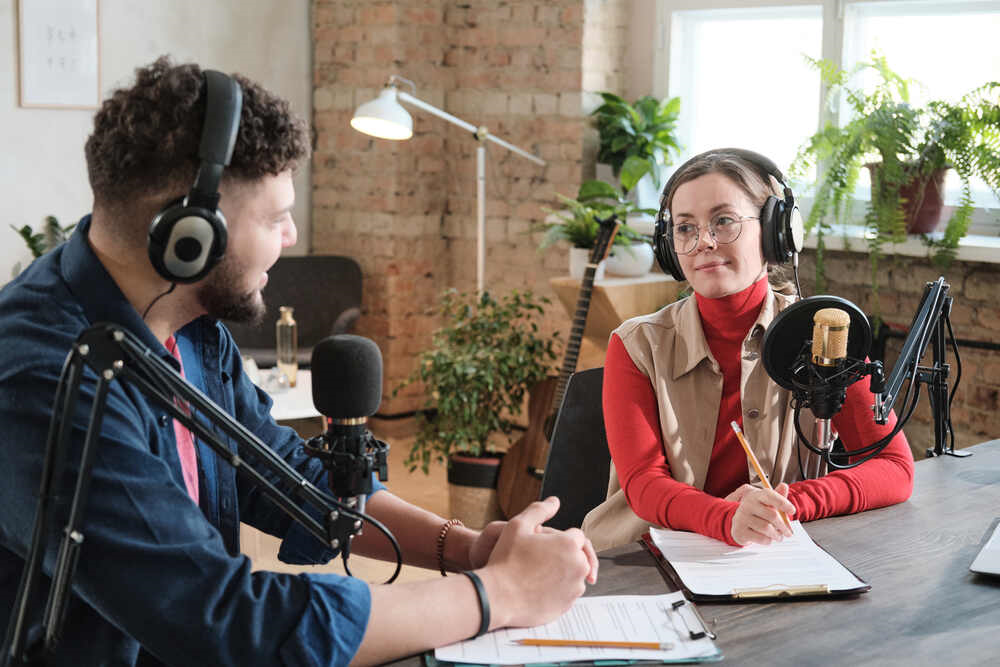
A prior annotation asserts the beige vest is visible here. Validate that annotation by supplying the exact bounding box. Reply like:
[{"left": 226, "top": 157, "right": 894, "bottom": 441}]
[{"left": 582, "top": 287, "right": 821, "bottom": 551}]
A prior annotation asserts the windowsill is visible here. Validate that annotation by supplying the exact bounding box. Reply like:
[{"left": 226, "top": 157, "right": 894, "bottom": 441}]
[{"left": 802, "top": 225, "right": 1000, "bottom": 265}]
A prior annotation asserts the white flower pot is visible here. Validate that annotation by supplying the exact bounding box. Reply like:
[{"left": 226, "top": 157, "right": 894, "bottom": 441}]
[
  {"left": 569, "top": 247, "right": 606, "bottom": 280},
  {"left": 606, "top": 242, "right": 655, "bottom": 277}
]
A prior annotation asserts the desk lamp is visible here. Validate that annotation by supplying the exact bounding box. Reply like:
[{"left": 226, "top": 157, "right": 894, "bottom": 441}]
[{"left": 351, "top": 75, "right": 546, "bottom": 293}]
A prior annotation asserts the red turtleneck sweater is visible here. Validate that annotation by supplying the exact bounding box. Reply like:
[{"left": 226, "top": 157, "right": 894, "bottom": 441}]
[
  {"left": 697, "top": 276, "right": 769, "bottom": 498},
  {"left": 603, "top": 278, "right": 913, "bottom": 544}
]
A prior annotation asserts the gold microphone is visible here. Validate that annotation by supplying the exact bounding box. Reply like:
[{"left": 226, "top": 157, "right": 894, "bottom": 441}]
[
  {"left": 809, "top": 308, "right": 851, "bottom": 478},
  {"left": 812, "top": 308, "right": 850, "bottom": 367}
]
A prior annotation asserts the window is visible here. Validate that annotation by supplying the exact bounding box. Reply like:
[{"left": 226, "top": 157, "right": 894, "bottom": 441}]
[
  {"left": 668, "top": 5, "right": 823, "bottom": 180},
  {"left": 660, "top": 0, "right": 1000, "bottom": 236}
]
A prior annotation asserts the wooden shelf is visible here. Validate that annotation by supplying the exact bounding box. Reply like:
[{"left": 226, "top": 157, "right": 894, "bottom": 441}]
[{"left": 549, "top": 272, "right": 684, "bottom": 370}]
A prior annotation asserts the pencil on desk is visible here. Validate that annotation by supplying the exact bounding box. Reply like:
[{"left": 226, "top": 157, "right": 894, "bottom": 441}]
[
  {"left": 514, "top": 638, "right": 674, "bottom": 650},
  {"left": 730, "top": 421, "right": 793, "bottom": 531}
]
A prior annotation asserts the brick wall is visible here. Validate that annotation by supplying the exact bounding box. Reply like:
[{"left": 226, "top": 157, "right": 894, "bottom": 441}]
[
  {"left": 580, "top": 0, "right": 630, "bottom": 178},
  {"left": 312, "top": 1, "right": 630, "bottom": 414},
  {"left": 797, "top": 250, "right": 1000, "bottom": 457}
]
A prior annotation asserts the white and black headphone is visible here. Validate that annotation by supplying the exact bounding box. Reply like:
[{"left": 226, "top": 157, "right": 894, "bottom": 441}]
[
  {"left": 147, "top": 70, "right": 242, "bottom": 284},
  {"left": 653, "top": 148, "right": 804, "bottom": 281}
]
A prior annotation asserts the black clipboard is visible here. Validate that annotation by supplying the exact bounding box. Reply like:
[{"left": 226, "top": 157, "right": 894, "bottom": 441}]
[{"left": 640, "top": 532, "right": 871, "bottom": 602}]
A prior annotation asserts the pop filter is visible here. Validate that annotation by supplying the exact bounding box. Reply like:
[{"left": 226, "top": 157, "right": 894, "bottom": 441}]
[{"left": 762, "top": 295, "right": 872, "bottom": 390}]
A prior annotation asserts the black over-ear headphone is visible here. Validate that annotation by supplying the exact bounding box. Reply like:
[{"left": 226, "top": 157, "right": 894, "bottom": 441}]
[
  {"left": 652, "top": 148, "right": 804, "bottom": 281},
  {"left": 148, "top": 70, "right": 243, "bottom": 284}
]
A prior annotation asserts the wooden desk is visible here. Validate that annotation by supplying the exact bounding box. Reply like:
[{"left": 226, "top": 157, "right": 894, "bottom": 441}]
[
  {"left": 549, "top": 273, "right": 683, "bottom": 370},
  {"left": 389, "top": 440, "right": 1000, "bottom": 665}
]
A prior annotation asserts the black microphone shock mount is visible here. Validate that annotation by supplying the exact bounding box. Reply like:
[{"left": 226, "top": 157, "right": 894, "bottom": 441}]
[{"left": 302, "top": 420, "right": 390, "bottom": 570}]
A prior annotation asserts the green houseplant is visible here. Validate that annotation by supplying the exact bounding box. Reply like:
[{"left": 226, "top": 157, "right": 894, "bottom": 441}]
[
  {"left": 791, "top": 53, "right": 1000, "bottom": 296},
  {"left": 591, "top": 92, "right": 682, "bottom": 196},
  {"left": 397, "top": 289, "right": 560, "bottom": 475},
  {"left": 10, "top": 215, "right": 76, "bottom": 277},
  {"left": 538, "top": 179, "right": 653, "bottom": 251}
]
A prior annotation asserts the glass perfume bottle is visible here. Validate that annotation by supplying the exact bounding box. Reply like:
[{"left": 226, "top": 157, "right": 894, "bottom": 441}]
[{"left": 276, "top": 306, "right": 298, "bottom": 388}]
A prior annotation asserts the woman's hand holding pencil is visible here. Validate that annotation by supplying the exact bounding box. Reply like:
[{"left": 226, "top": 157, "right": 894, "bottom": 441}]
[{"left": 728, "top": 421, "right": 797, "bottom": 547}]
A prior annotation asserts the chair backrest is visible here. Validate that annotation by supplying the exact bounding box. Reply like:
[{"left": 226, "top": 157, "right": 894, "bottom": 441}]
[
  {"left": 540, "top": 367, "right": 611, "bottom": 531},
  {"left": 224, "top": 255, "right": 362, "bottom": 366}
]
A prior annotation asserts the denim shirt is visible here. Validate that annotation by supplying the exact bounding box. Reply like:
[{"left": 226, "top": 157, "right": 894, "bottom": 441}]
[{"left": 0, "top": 216, "right": 382, "bottom": 666}]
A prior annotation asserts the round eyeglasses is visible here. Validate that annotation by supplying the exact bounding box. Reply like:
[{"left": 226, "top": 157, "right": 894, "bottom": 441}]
[{"left": 670, "top": 214, "right": 758, "bottom": 255}]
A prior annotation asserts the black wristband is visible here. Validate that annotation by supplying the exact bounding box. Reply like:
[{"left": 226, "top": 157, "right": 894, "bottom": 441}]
[{"left": 461, "top": 570, "right": 491, "bottom": 638}]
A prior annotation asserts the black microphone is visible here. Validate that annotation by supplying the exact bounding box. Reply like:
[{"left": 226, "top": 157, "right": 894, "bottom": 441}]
[{"left": 305, "top": 335, "right": 389, "bottom": 519}]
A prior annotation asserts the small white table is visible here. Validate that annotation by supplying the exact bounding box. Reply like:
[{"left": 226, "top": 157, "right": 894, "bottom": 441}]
[{"left": 267, "top": 369, "right": 323, "bottom": 422}]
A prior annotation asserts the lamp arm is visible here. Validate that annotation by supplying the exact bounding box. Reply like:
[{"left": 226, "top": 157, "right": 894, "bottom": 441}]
[
  {"left": 484, "top": 133, "right": 546, "bottom": 166},
  {"left": 396, "top": 91, "right": 545, "bottom": 166},
  {"left": 397, "top": 90, "right": 477, "bottom": 134}
]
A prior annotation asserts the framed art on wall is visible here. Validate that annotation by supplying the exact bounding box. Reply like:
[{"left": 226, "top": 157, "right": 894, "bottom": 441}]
[{"left": 17, "top": 0, "right": 100, "bottom": 108}]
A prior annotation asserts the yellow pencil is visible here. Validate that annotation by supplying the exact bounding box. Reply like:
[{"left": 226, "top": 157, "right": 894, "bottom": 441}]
[
  {"left": 514, "top": 638, "right": 674, "bottom": 650},
  {"left": 730, "top": 421, "right": 793, "bottom": 531}
]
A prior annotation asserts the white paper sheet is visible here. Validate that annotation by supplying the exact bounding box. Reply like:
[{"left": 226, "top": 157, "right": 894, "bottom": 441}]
[
  {"left": 434, "top": 591, "right": 720, "bottom": 665},
  {"left": 649, "top": 521, "right": 865, "bottom": 596}
]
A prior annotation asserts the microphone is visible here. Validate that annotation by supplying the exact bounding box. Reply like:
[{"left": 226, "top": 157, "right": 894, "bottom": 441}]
[
  {"left": 808, "top": 307, "right": 851, "bottom": 475},
  {"left": 809, "top": 307, "right": 851, "bottom": 419},
  {"left": 762, "top": 296, "right": 873, "bottom": 476},
  {"left": 305, "top": 335, "right": 389, "bottom": 519}
]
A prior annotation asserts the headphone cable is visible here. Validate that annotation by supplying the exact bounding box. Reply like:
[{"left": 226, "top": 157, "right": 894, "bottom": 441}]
[
  {"left": 792, "top": 253, "right": 803, "bottom": 299},
  {"left": 142, "top": 283, "right": 177, "bottom": 320}
]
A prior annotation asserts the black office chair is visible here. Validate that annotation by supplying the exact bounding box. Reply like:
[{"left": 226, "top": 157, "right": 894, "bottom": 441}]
[
  {"left": 224, "top": 255, "right": 362, "bottom": 366},
  {"left": 540, "top": 367, "right": 611, "bottom": 531}
]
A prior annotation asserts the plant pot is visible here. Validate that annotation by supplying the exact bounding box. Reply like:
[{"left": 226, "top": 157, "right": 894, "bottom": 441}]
[
  {"left": 569, "top": 247, "right": 606, "bottom": 280},
  {"left": 447, "top": 452, "right": 504, "bottom": 529},
  {"left": 606, "top": 242, "right": 655, "bottom": 277},
  {"left": 865, "top": 164, "right": 948, "bottom": 234}
]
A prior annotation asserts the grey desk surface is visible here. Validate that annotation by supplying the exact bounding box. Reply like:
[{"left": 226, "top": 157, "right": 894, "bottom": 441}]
[{"left": 388, "top": 440, "right": 1000, "bottom": 666}]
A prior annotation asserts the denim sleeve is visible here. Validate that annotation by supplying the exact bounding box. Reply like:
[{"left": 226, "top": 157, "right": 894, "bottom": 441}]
[{"left": 1, "top": 355, "right": 371, "bottom": 665}]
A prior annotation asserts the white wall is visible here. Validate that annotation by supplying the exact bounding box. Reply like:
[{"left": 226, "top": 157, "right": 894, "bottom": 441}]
[{"left": 0, "top": 0, "right": 312, "bottom": 285}]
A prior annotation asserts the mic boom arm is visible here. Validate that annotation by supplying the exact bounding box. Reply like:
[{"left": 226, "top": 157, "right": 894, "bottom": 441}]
[
  {"left": 4, "top": 323, "right": 398, "bottom": 667},
  {"left": 872, "top": 277, "right": 965, "bottom": 458}
]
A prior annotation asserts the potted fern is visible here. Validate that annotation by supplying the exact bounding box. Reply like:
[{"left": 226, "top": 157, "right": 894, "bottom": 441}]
[
  {"left": 791, "top": 53, "right": 1000, "bottom": 297},
  {"left": 395, "top": 289, "right": 559, "bottom": 527}
]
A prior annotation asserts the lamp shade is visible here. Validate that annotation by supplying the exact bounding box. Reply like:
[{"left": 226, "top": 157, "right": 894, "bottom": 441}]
[{"left": 350, "top": 87, "right": 413, "bottom": 140}]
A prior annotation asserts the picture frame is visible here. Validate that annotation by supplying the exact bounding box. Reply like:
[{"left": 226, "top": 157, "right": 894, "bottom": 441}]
[{"left": 17, "top": 0, "right": 100, "bottom": 109}]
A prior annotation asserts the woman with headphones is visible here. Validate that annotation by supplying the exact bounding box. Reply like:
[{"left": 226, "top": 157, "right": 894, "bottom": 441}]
[{"left": 581, "top": 148, "right": 914, "bottom": 551}]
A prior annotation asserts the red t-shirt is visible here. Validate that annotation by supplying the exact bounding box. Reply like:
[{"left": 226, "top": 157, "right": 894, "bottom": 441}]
[{"left": 165, "top": 336, "right": 199, "bottom": 504}]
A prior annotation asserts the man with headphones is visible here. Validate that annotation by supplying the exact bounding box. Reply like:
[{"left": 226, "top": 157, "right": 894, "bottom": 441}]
[
  {"left": 581, "top": 148, "right": 913, "bottom": 552},
  {"left": 0, "top": 57, "right": 596, "bottom": 666}
]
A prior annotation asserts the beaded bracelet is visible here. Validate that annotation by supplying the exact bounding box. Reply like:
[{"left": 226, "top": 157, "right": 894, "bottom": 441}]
[
  {"left": 436, "top": 518, "right": 463, "bottom": 576},
  {"left": 461, "top": 570, "right": 491, "bottom": 638}
]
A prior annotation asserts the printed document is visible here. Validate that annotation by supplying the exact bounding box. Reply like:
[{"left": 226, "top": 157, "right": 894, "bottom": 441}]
[
  {"left": 434, "top": 591, "right": 720, "bottom": 664},
  {"left": 649, "top": 520, "right": 865, "bottom": 596}
]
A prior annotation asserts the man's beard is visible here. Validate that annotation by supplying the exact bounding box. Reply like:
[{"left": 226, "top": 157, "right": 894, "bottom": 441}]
[{"left": 196, "top": 255, "right": 266, "bottom": 325}]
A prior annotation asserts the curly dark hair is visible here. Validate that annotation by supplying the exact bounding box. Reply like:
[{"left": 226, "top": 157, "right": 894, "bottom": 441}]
[{"left": 85, "top": 55, "right": 309, "bottom": 214}]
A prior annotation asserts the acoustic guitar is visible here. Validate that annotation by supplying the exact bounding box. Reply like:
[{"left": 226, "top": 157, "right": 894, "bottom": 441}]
[{"left": 496, "top": 215, "right": 620, "bottom": 519}]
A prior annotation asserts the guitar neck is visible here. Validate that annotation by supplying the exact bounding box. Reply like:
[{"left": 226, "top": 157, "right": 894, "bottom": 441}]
[{"left": 553, "top": 265, "right": 598, "bottom": 410}]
